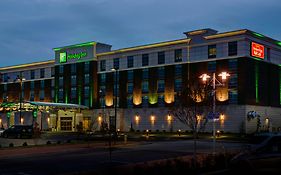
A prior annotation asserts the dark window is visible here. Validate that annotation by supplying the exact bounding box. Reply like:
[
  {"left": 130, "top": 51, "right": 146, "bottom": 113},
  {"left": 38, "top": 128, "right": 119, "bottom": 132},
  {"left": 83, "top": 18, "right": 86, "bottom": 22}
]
[
  {"left": 127, "top": 56, "right": 134, "bottom": 68},
  {"left": 142, "top": 95, "right": 148, "bottom": 107},
  {"left": 127, "top": 70, "right": 133, "bottom": 82},
  {"left": 3, "top": 73, "right": 9, "bottom": 82},
  {"left": 175, "top": 49, "right": 182, "bottom": 62},
  {"left": 142, "top": 54, "right": 149, "bottom": 66},
  {"left": 51, "top": 67, "right": 55, "bottom": 77},
  {"left": 158, "top": 67, "right": 165, "bottom": 79},
  {"left": 142, "top": 69, "right": 149, "bottom": 80},
  {"left": 84, "top": 74, "right": 90, "bottom": 85},
  {"left": 71, "top": 64, "right": 76, "bottom": 74},
  {"left": 30, "top": 81, "right": 35, "bottom": 90},
  {"left": 30, "top": 70, "right": 35, "bottom": 79},
  {"left": 175, "top": 78, "right": 182, "bottom": 92},
  {"left": 142, "top": 81, "right": 149, "bottom": 93},
  {"left": 100, "top": 73, "right": 106, "bottom": 84},
  {"left": 71, "top": 75, "right": 76, "bottom": 86},
  {"left": 157, "top": 80, "right": 165, "bottom": 93},
  {"left": 113, "top": 58, "right": 119, "bottom": 70},
  {"left": 84, "top": 86, "right": 89, "bottom": 98},
  {"left": 39, "top": 90, "right": 44, "bottom": 100},
  {"left": 208, "top": 61, "right": 216, "bottom": 72},
  {"left": 208, "top": 45, "right": 216, "bottom": 58},
  {"left": 175, "top": 64, "right": 182, "bottom": 77},
  {"left": 127, "top": 83, "right": 133, "bottom": 94},
  {"left": 40, "top": 68, "right": 45, "bottom": 78},
  {"left": 228, "top": 41, "right": 237, "bottom": 56},
  {"left": 84, "top": 61, "right": 90, "bottom": 73},
  {"left": 40, "top": 80, "right": 44, "bottom": 89},
  {"left": 100, "top": 60, "right": 106, "bottom": 71},
  {"left": 158, "top": 51, "right": 165, "bottom": 64},
  {"left": 59, "top": 65, "right": 64, "bottom": 74}
]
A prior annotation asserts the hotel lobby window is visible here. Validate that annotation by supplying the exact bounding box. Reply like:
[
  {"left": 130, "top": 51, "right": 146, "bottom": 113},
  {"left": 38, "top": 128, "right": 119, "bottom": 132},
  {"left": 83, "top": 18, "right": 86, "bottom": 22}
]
[{"left": 208, "top": 44, "right": 216, "bottom": 58}]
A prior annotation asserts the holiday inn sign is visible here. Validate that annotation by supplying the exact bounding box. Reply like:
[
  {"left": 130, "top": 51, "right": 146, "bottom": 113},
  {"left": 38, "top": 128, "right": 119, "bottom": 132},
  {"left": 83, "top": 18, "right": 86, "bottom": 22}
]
[{"left": 59, "top": 51, "right": 88, "bottom": 63}]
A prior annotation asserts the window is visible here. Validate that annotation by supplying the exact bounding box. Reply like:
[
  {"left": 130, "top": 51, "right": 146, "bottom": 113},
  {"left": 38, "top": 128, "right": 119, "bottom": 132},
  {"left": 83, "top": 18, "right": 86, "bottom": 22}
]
[
  {"left": 51, "top": 67, "right": 55, "bottom": 77},
  {"left": 59, "top": 89, "right": 63, "bottom": 100},
  {"left": 84, "top": 98, "right": 89, "bottom": 107},
  {"left": 158, "top": 80, "right": 165, "bottom": 92},
  {"left": 208, "top": 45, "right": 216, "bottom": 58},
  {"left": 175, "top": 64, "right": 182, "bottom": 77},
  {"left": 30, "top": 91, "right": 34, "bottom": 101},
  {"left": 175, "top": 49, "right": 182, "bottom": 62},
  {"left": 158, "top": 95, "right": 164, "bottom": 107},
  {"left": 228, "top": 59, "right": 237, "bottom": 71},
  {"left": 3, "top": 73, "right": 9, "bottom": 82},
  {"left": 40, "top": 68, "right": 45, "bottom": 78},
  {"left": 229, "top": 90, "right": 238, "bottom": 104},
  {"left": 127, "top": 83, "right": 133, "bottom": 94},
  {"left": 158, "top": 67, "right": 165, "bottom": 79},
  {"left": 142, "top": 95, "right": 148, "bottom": 107},
  {"left": 84, "top": 86, "right": 89, "bottom": 98},
  {"left": 51, "top": 90, "right": 54, "bottom": 99},
  {"left": 84, "top": 74, "right": 90, "bottom": 85},
  {"left": 30, "top": 81, "right": 35, "bottom": 90},
  {"left": 71, "top": 64, "right": 77, "bottom": 74},
  {"left": 39, "top": 90, "right": 44, "bottom": 100},
  {"left": 229, "top": 74, "right": 237, "bottom": 88},
  {"left": 127, "top": 56, "right": 134, "bottom": 68},
  {"left": 175, "top": 78, "right": 182, "bottom": 92},
  {"left": 142, "top": 54, "right": 149, "bottom": 66},
  {"left": 113, "top": 58, "right": 119, "bottom": 70},
  {"left": 40, "top": 80, "right": 44, "bottom": 89},
  {"left": 85, "top": 61, "right": 90, "bottom": 73},
  {"left": 51, "top": 79, "right": 55, "bottom": 87},
  {"left": 127, "top": 70, "right": 134, "bottom": 82},
  {"left": 3, "top": 84, "right": 7, "bottom": 92},
  {"left": 71, "top": 87, "right": 76, "bottom": 98},
  {"left": 59, "top": 65, "right": 64, "bottom": 74},
  {"left": 208, "top": 61, "right": 216, "bottom": 72},
  {"left": 100, "top": 60, "right": 106, "bottom": 71},
  {"left": 158, "top": 51, "right": 165, "bottom": 64},
  {"left": 142, "top": 81, "right": 149, "bottom": 93},
  {"left": 127, "top": 96, "right": 133, "bottom": 108},
  {"left": 30, "top": 70, "right": 35, "bottom": 79},
  {"left": 59, "top": 76, "right": 64, "bottom": 87},
  {"left": 228, "top": 41, "right": 237, "bottom": 56},
  {"left": 100, "top": 73, "right": 106, "bottom": 84},
  {"left": 142, "top": 69, "right": 149, "bottom": 80},
  {"left": 71, "top": 75, "right": 76, "bottom": 86}
]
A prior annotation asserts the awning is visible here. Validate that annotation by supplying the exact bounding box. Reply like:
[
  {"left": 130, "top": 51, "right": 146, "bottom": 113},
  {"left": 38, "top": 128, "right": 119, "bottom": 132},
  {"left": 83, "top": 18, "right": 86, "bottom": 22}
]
[{"left": 27, "top": 101, "right": 89, "bottom": 109}]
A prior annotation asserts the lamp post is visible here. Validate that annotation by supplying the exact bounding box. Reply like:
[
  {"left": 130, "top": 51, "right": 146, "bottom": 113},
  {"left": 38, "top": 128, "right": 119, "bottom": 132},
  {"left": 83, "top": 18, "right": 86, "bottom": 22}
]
[
  {"left": 199, "top": 72, "right": 230, "bottom": 154},
  {"left": 111, "top": 68, "right": 118, "bottom": 136},
  {"left": 15, "top": 72, "right": 26, "bottom": 125}
]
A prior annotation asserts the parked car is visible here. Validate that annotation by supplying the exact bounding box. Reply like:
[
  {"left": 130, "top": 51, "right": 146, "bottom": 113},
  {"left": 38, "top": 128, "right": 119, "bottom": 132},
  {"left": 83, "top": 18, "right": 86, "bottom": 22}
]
[
  {"left": 2, "top": 125, "right": 33, "bottom": 138},
  {"left": 230, "top": 133, "right": 281, "bottom": 173}
]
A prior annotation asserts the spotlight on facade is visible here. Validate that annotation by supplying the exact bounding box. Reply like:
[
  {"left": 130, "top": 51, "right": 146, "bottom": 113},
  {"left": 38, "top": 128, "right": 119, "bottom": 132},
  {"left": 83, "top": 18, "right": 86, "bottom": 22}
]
[
  {"left": 218, "top": 72, "right": 230, "bottom": 81},
  {"left": 199, "top": 73, "right": 210, "bottom": 82},
  {"left": 20, "top": 118, "right": 24, "bottom": 124},
  {"left": 135, "top": 114, "right": 140, "bottom": 124},
  {"left": 150, "top": 115, "right": 155, "bottom": 124}
]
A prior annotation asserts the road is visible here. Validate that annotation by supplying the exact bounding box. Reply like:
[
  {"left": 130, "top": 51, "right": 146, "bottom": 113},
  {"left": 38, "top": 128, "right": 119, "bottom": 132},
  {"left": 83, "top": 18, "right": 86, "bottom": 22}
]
[{"left": 0, "top": 140, "right": 244, "bottom": 175}]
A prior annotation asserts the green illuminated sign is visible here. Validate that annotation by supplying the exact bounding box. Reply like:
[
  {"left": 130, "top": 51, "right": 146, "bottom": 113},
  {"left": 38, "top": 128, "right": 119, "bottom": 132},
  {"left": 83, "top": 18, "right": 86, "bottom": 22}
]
[
  {"left": 60, "top": 52, "right": 67, "bottom": 63},
  {"left": 59, "top": 52, "right": 88, "bottom": 63}
]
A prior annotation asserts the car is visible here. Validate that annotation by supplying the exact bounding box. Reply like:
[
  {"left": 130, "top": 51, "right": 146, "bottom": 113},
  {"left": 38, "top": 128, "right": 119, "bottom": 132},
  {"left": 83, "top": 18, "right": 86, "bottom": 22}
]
[
  {"left": 230, "top": 133, "right": 281, "bottom": 173},
  {"left": 2, "top": 125, "right": 33, "bottom": 139}
]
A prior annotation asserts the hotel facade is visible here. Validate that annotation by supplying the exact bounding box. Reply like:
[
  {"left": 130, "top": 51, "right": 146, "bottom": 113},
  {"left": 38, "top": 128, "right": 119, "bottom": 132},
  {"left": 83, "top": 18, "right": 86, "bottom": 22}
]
[{"left": 1, "top": 28, "right": 281, "bottom": 133}]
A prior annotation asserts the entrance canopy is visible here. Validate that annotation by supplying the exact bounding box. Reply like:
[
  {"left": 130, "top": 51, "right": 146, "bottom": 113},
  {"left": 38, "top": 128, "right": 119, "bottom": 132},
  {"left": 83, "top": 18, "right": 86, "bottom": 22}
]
[{"left": 27, "top": 101, "right": 89, "bottom": 109}]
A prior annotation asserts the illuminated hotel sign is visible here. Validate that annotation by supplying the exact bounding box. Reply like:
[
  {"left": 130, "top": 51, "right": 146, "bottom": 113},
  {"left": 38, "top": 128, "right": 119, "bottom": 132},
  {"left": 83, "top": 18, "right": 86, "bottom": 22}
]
[
  {"left": 251, "top": 42, "right": 264, "bottom": 59},
  {"left": 59, "top": 52, "right": 87, "bottom": 63}
]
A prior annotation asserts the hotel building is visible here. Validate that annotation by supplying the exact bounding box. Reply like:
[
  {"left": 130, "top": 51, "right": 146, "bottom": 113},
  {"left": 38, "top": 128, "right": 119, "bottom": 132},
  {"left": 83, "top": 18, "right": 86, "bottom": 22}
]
[{"left": 1, "top": 28, "right": 281, "bottom": 133}]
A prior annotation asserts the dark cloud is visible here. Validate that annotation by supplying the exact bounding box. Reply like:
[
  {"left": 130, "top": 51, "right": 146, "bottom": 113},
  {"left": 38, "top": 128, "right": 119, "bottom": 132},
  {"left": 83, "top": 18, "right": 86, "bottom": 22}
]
[{"left": 0, "top": 0, "right": 280, "bottom": 66}]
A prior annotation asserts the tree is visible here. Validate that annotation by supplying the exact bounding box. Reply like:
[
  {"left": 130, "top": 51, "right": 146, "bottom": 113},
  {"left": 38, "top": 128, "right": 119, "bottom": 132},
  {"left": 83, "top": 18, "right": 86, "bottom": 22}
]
[
  {"left": 247, "top": 111, "right": 261, "bottom": 133},
  {"left": 172, "top": 79, "right": 211, "bottom": 167}
]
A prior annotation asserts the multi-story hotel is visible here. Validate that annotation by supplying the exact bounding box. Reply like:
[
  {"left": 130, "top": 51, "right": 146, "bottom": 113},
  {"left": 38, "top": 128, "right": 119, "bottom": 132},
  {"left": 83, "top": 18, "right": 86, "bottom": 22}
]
[{"left": 1, "top": 28, "right": 281, "bottom": 133}]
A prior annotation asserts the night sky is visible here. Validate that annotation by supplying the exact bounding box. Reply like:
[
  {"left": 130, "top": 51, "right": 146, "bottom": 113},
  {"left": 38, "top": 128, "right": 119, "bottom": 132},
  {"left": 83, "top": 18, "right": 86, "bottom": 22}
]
[{"left": 0, "top": 0, "right": 280, "bottom": 67}]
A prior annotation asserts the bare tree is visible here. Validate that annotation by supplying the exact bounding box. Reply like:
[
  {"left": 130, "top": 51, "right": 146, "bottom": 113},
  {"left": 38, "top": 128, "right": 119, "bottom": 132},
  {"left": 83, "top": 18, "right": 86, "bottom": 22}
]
[{"left": 172, "top": 80, "right": 211, "bottom": 167}]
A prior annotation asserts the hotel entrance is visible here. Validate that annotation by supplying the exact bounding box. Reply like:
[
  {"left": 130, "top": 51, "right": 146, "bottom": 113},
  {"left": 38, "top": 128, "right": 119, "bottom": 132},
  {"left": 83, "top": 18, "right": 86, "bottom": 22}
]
[{"left": 60, "top": 117, "right": 73, "bottom": 131}]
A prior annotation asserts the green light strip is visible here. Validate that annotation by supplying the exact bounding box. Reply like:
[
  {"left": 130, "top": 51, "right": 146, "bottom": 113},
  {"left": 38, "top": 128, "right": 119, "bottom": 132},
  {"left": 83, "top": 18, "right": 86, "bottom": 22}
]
[
  {"left": 65, "top": 89, "right": 68, "bottom": 104},
  {"left": 277, "top": 41, "right": 281, "bottom": 47},
  {"left": 53, "top": 42, "right": 96, "bottom": 51},
  {"left": 252, "top": 32, "right": 264, "bottom": 38},
  {"left": 255, "top": 62, "right": 259, "bottom": 103}
]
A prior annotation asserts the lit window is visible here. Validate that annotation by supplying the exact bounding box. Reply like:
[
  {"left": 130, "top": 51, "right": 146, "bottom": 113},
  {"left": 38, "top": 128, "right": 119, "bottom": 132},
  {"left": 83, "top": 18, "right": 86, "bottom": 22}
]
[{"left": 208, "top": 45, "right": 216, "bottom": 58}]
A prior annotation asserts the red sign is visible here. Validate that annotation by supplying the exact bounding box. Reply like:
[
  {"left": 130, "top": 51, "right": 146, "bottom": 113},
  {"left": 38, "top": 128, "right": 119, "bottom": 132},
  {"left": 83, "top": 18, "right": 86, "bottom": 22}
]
[{"left": 251, "top": 42, "right": 264, "bottom": 59}]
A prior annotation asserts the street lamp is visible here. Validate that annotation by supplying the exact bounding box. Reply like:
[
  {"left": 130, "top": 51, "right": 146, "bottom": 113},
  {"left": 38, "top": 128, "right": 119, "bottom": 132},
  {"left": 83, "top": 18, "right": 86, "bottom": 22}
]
[
  {"left": 199, "top": 71, "right": 230, "bottom": 154},
  {"left": 111, "top": 68, "right": 118, "bottom": 135},
  {"left": 15, "top": 72, "right": 26, "bottom": 125}
]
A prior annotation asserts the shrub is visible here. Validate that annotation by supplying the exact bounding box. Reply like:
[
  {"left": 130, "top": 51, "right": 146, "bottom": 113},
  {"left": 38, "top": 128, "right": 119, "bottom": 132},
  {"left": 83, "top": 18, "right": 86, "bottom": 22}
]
[
  {"left": 9, "top": 143, "right": 14, "bottom": 147},
  {"left": 57, "top": 141, "right": 61, "bottom": 144},
  {"left": 22, "top": 142, "right": 28, "bottom": 147},
  {"left": 46, "top": 141, "right": 51, "bottom": 145},
  {"left": 67, "top": 139, "right": 71, "bottom": 143}
]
